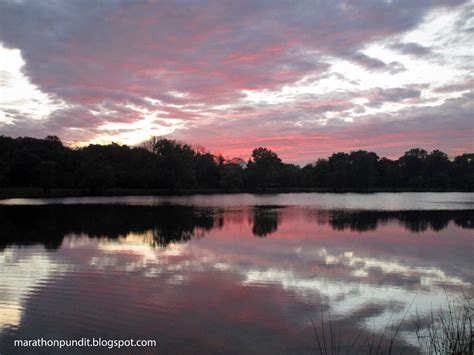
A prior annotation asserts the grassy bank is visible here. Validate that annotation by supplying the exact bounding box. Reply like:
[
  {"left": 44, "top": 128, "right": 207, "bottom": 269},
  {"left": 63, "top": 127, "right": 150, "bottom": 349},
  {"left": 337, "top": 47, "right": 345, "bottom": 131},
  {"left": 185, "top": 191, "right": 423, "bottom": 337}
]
[{"left": 0, "top": 187, "right": 470, "bottom": 200}]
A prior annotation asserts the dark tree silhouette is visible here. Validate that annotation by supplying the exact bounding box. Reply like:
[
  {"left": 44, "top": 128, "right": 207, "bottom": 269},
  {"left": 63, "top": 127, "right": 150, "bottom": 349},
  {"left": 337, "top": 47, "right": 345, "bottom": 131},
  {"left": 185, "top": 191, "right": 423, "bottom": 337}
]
[
  {"left": 246, "top": 147, "right": 283, "bottom": 189},
  {"left": 195, "top": 152, "right": 220, "bottom": 188},
  {"left": 151, "top": 137, "right": 196, "bottom": 189},
  {"left": 327, "top": 152, "right": 350, "bottom": 188},
  {"left": 348, "top": 150, "right": 379, "bottom": 189},
  {"left": 220, "top": 163, "right": 244, "bottom": 191},
  {"left": 399, "top": 148, "right": 428, "bottom": 187},
  {"left": 425, "top": 150, "right": 451, "bottom": 188},
  {"left": 279, "top": 163, "right": 302, "bottom": 187},
  {"left": 0, "top": 135, "right": 472, "bottom": 192},
  {"left": 378, "top": 157, "right": 401, "bottom": 188},
  {"left": 452, "top": 153, "right": 474, "bottom": 190},
  {"left": 38, "top": 161, "right": 56, "bottom": 192}
]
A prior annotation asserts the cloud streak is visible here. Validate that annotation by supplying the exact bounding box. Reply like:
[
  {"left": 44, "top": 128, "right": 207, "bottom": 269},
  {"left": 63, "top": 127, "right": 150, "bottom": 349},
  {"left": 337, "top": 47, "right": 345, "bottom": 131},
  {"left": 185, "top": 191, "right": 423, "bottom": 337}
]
[{"left": 0, "top": 0, "right": 472, "bottom": 161}]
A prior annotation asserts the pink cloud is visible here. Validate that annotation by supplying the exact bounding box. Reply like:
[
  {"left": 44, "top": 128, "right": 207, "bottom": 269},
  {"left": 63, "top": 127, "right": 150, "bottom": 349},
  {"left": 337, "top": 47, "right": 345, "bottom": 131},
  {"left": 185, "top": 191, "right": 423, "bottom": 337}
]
[{"left": 0, "top": 0, "right": 471, "bottom": 159}]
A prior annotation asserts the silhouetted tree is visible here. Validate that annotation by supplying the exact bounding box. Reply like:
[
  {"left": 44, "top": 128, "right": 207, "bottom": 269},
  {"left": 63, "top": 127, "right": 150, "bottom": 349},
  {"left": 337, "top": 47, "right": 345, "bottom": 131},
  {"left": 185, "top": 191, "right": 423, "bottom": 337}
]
[
  {"left": 38, "top": 161, "right": 56, "bottom": 192},
  {"left": 301, "top": 164, "right": 316, "bottom": 187},
  {"left": 195, "top": 152, "right": 220, "bottom": 188},
  {"left": 313, "top": 159, "right": 330, "bottom": 187},
  {"left": 399, "top": 148, "right": 428, "bottom": 187},
  {"left": 152, "top": 138, "right": 196, "bottom": 189},
  {"left": 220, "top": 163, "right": 244, "bottom": 191},
  {"left": 377, "top": 158, "right": 400, "bottom": 188},
  {"left": 279, "top": 163, "right": 302, "bottom": 187},
  {"left": 425, "top": 150, "right": 451, "bottom": 188},
  {"left": 10, "top": 151, "right": 41, "bottom": 187},
  {"left": 327, "top": 152, "right": 350, "bottom": 188},
  {"left": 246, "top": 147, "right": 283, "bottom": 189},
  {"left": 77, "top": 156, "right": 115, "bottom": 194},
  {"left": 452, "top": 153, "right": 474, "bottom": 190},
  {"left": 0, "top": 159, "right": 10, "bottom": 187},
  {"left": 45, "top": 135, "right": 62, "bottom": 143},
  {"left": 349, "top": 150, "right": 379, "bottom": 189},
  {"left": 0, "top": 135, "right": 471, "bottom": 192}
]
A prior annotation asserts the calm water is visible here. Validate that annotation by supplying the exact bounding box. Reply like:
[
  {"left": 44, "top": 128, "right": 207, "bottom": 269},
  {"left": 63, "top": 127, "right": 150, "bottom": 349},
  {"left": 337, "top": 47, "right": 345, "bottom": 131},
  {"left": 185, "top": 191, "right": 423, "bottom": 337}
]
[{"left": 0, "top": 193, "right": 473, "bottom": 354}]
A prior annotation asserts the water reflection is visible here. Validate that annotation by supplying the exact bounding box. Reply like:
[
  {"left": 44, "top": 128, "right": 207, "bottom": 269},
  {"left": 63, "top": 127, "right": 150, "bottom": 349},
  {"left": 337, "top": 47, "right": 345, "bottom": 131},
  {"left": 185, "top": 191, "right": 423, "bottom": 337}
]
[
  {"left": 319, "top": 209, "right": 474, "bottom": 233},
  {"left": 0, "top": 205, "right": 472, "bottom": 250},
  {"left": 0, "top": 205, "right": 217, "bottom": 250},
  {"left": 251, "top": 206, "right": 282, "bottom": 237},
  {"left": 0, "top": 203, "right": 473, "bottom": 354}
]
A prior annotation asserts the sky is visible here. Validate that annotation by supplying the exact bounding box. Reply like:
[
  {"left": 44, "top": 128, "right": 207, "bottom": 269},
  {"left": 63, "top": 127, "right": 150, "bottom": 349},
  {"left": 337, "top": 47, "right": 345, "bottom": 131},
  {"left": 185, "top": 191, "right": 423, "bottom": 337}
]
[{"left": 0, "top": 0, "right": 473, "bottom": 163}]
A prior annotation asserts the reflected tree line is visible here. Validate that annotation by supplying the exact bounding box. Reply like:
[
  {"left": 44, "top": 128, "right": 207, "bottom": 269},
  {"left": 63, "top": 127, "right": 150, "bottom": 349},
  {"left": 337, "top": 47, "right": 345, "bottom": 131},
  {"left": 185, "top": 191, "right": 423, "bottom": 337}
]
[
  {"left": 321, "top": 210, "right": 473, "bottom": 233},
  {"left": 0, "top": 205, "right": 471, "bottom": 250},
  {"left": 0, "top": 135, "right": 473, "bottom": 192},
  {"left": 251, "top": 206, "right": 281, "bottom": 237},
  {"left": 0, "top": 205, "right": 215, "bottom": 250}
]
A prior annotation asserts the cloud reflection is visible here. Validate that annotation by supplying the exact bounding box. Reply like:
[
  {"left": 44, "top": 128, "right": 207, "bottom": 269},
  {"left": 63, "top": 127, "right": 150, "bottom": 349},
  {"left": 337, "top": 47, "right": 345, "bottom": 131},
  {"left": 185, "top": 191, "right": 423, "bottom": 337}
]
[{"left": 0, "top": 204, "right": 472, "bottom": 353}]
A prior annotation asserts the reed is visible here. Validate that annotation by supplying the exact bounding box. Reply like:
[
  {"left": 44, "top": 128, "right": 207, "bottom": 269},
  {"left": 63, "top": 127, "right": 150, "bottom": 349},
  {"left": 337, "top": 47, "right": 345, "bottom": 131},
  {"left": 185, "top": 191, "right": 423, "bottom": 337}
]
[{"left": 309, "top": 295, "right": 473, "bottom": 354}]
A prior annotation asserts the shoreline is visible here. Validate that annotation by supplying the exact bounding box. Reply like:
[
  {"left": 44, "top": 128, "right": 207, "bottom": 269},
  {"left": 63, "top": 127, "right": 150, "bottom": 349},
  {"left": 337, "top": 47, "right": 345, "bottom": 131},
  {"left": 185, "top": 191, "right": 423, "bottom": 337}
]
[{"left": 0, "top": 187, "right": 471, "bottom": 200}]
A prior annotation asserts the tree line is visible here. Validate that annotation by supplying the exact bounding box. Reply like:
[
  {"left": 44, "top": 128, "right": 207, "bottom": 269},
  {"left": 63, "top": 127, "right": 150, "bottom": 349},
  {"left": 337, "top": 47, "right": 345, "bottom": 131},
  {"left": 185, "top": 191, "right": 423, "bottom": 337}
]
[{"left": 0, "top": 135, "right": 472, "bottom": 192}]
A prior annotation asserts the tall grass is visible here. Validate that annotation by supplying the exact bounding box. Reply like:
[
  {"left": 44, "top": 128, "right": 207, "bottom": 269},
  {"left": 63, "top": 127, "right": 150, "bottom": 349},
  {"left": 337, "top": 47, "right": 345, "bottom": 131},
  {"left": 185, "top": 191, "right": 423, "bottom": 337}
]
[
  {"left": 308, "top": 300, "right": 415, "bottom": 354},
  {"left": 414, "top": 295, "right": 473, "bottom": 355},
  {"left": 309, "top": 296, "right": 473, "bottom": 354}
]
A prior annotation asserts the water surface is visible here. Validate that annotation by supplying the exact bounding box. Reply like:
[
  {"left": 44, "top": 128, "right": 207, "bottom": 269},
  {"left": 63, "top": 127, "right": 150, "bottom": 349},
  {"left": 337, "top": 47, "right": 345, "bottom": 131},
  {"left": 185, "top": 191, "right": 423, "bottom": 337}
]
[
  {"left": 0, "top": 193, "right": 472, "bottom": 354},
  {"left": 1, "top": 192, "right": 473, "bottom": 210}
]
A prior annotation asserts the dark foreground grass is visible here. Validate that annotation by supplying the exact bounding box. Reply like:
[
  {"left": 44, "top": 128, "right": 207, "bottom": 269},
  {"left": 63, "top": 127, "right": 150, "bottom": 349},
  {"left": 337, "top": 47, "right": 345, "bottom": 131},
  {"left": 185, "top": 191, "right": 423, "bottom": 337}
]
[
  {"left": 414, "top": 295, "right": 473, "bottom": 355},
  {"left": 309, "top": 296, "right": 473, "bottom": 354}
]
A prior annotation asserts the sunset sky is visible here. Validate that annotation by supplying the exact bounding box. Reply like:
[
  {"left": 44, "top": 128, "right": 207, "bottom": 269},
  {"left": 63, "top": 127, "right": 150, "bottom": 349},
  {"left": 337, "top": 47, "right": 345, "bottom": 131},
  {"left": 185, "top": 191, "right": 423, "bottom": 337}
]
[{"left": 0, "top": 0, "right": 472, "bottom": 163}]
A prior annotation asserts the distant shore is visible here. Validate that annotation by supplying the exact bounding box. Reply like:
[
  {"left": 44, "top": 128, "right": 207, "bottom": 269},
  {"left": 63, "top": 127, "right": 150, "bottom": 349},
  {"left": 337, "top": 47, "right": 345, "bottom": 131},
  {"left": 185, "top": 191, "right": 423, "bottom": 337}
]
[{"left": 0, "top": 187, "right": 470, "bottom": 200}]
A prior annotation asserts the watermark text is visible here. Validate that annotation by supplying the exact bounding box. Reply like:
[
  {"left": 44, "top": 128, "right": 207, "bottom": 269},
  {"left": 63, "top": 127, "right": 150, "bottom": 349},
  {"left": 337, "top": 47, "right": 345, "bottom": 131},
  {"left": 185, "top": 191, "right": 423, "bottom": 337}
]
[{"left": 14, "top": 338, "right": 157, "bottom": 349}]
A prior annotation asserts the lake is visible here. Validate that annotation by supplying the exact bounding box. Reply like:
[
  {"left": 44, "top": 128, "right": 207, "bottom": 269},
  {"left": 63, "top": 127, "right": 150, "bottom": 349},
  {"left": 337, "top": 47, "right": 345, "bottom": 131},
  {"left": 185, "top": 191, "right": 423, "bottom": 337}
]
[{"left": 0, "top": 193, "right": 473, "bottom": 354}]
